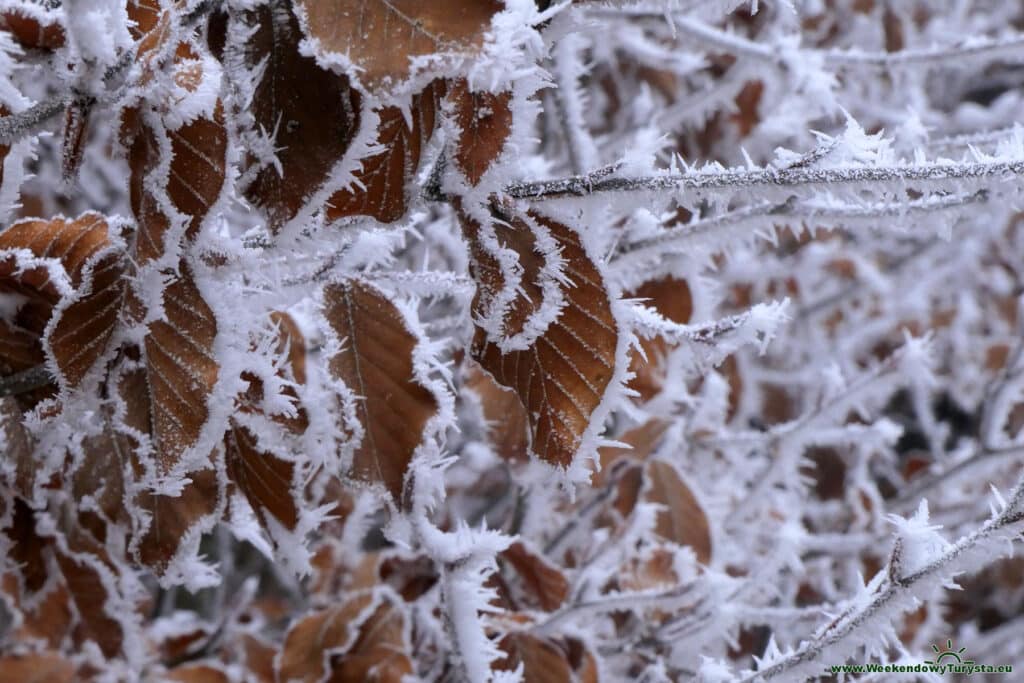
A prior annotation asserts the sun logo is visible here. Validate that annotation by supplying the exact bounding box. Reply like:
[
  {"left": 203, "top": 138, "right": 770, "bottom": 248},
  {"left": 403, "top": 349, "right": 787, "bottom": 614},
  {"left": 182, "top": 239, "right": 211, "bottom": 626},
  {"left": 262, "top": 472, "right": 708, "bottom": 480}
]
[{"left": 924, "top": 639, "right": 973, "bottom": 666}]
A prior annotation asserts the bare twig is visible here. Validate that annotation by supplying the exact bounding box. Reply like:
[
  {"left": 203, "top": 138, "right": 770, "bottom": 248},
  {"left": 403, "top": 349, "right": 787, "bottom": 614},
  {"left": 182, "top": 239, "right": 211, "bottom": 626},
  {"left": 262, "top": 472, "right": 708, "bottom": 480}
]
[{"left": 0, "top": 366, "right": 53, "bottom": 397}]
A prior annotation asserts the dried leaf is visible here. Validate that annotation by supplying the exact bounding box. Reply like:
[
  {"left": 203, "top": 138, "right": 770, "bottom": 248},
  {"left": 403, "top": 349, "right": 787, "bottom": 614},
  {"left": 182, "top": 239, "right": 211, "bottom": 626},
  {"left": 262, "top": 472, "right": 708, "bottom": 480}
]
[
  {"left": 325, "top": 80, "right": 443, "bottom": 224},
  {"left": 225, "top": 425, "right": 299, "bottom": 531},
  {"left": 595, "top": 418, "right": 670, "bottom": 487},
  {"left": 0, "top": 652, "right": 76, "bottom": 683},
  {"left": 277, "top": 592, "right": 376, "bottom": 683},
  {"left": 129, "top": 106, "right": 228, "bottom": 263},
  {"left": 164, "top": 664, "right": 230, "bottom": 683},
  {"left": 54, "top": 540, "right": 124, "bottom": 658},
  {"left": 331, "top": 599, "right": 413, "bottom": 682},
  {"left": 469, "top": 211, "right": 620, "bottom": 468},
  {"left": 242, "top": 0, "right": 361, "bottom": 231},
  {"left": 324, "top": 280, "right": 440, "bottom": 505},
  {"left": 501, "top": 541, "right": 569, "bottom": 611},
  {"left": 497, "top": 634, "right": 571, "bottom": 683},
  {"left": 115, "top": 357, "right": 220, "bottom": 573},
  {"left": 0, "top": 213, "right": 126, "bottom": 388},
  {"left": 449, "top": 79, "right": 513, "bottom": 185},
  {"left": 625, "top": 277, "right": 692, "bottom": 402},
  {"left": 0, "top": 3, "right": 65, "bottom": 50},
  {"left": 645, "top": 460, "right": 712, "bottom": 565},
  {"left": 135, "top": 467, "right": 220, "bottom": 572},
  {"left": 294, "top": 0, "right": 502, "bottom": 93},
  {"left": 463, "top": 359, "right": 529, "bottom": 462},
  {"left": 142, "top": 265, "right": 218, "bottom": 464},
  {"left": 5, "top": 498, "right": 50, "bottom": 597},
  {"left": 226, "top": 312, "right": 308, "bottom": 532}
]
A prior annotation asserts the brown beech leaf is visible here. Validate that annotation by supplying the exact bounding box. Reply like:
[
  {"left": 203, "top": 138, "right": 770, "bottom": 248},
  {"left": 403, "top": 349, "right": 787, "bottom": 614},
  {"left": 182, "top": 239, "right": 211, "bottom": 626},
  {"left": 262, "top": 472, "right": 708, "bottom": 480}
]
[
  {"left": 5, "top": 498, "right": 51, "bottom": 597},
  {"left": 226, "top": 312, "right": 309, "bottom": 532},
  {"left": 113, "top": 335, "right": 220, "bottom": 573},
  {"left": 164, "top": 664, "right": 231, "bottom": 683},
  {"left": 0, "top": 213, "right": 126, "bottom": 389},
  {"left": 469, "top": 211, "right": 620, "bottom": 468},
  {"left": 128, "top": 104, "right": 228, "bottom": 264},
  {"left": 54, "top": 536, "right": 124, "bottom": 658},
  {"left": 625, "top": 277, "right": 692, "bottom": 402},
  {"left": 135, "top": 467, "right": 220, "bottom": 572},
  {"left": 0, "top": 3, "right": 65, "bottom": 50},
  {"left": 325, "top": 80, "right": 443, "bottom": 224},
  {"left": 500, "top": 541, "right": 569, "bottom": 611},
  {"left": 294, "top": 0, "right": 503, "bottom": 93},
  {"left": 225, "top": 425, "right": 299, "bottom": 531},
  {"left": 620, "top": 545, "right": 680, "bottom": 591},
  {"left": 332, "top": 599, "right": 413, "bottom": 682},
  {"left": 324, "top": 280, "right": 440, "bottom": 506},
  {"left": 242, "top": 0, "right": 361, "bottom": 231},
  {"left": 449, "top": 79, "right": 513, "bottom": 185},
  {"left": 0, "top": 652, "right": 76, "bottom": 683},
  {"left": 463, "top": 359, "right": 529, "bottom": 462},
  {"left": 594, "top": 418, "right": 670, "bottom": 487},
  {"left": 277, "top": 592, "right": 376, "bottom": 682},
  {"left": 142, "top": 265, "right": 218, "bottom": 464},
  {"left": 645, "top": 460, "right": 712, "bottom": 565},
  {"left": 497, "top": 634, "right": 598, "bottom": 683}
]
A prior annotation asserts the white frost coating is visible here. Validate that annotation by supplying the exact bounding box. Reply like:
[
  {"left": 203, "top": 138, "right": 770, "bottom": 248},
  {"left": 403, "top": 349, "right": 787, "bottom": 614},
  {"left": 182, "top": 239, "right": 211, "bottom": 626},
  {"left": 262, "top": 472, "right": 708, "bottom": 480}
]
[
  {"left": 888, "top": 501, "right": 951, "bottom": 577},
  {"left": 63, "top": 0, "right": 133, "bottom": 82}
]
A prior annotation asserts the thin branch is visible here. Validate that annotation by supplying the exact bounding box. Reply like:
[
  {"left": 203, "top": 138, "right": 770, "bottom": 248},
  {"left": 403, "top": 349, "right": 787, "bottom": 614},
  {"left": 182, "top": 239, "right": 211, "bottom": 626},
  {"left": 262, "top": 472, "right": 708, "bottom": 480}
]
[
  {"left": 614, "top": 191, "right": 986, "bottom": 263},
  {"left": 506, "top": 158, "right": 1024, "bottom": 201},
  {"left": 735, "top": 474, "right": 1024, "bottom": 682},
  {"left": 0, "top": 366, "right": 53, "bottom": 397},
  {"left": 0, "top": 96, "right": 70, "bottom": 144}
]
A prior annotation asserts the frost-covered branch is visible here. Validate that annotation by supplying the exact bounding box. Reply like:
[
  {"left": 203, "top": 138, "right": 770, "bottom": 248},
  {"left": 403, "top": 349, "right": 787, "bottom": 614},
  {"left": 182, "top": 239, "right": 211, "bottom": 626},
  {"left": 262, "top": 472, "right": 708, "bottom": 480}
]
[
  {"left": 733, "top": 482, "right": 1024, "bottom": 681},
  {"left": 507, "top": 157, "right": 1024, "bottom": 201}
]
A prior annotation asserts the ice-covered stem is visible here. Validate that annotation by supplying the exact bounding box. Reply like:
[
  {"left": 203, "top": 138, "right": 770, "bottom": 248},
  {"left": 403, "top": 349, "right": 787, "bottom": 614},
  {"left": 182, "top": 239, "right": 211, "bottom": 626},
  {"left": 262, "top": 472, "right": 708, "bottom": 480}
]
[
  {"left": 0, "top": 96, "right": 69, "bottom": 144},
  {"left": 596, "top": 9, "right": 1024, "bottom": 71},
  {"left": 734, "top": 476, "right": 1024, "bottom": 681},
  {"left": 506, "top": 158, "right": 1024, "bottom": 201},
  {"left": 614, "top": 191, "right": 987, "bottom": 262},
  {"left": 0, "top": 365, "right": 53, "bottom": 397},
  {"left": 550, "top": 33, "right": 598, "bottom": 175}
]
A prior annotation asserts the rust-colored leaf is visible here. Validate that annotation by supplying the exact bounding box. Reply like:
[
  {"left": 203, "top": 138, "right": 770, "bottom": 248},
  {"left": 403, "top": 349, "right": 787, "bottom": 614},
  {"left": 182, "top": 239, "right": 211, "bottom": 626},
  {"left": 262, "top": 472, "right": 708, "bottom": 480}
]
[
  {"left": 463, "top": 359, "right": 529, "bottom": 462},
  {"left": 242, "top": 0, "right": 361, "bottom": 231},
  {"left": 324, "top": 280, "right": 440, "bottom": 506},
  {"left": 54, "top": 541, "right": 124, "bottom": 658},
  {"left": 0, "top": 3, "right": 65, "bottom": 50},
  {"left": 277, "top": 592, "right": 376, "bottom": 683},
  {"left": 164, "top": 664, "right": 230, "bottom": 683},
  {"left": 129, "top": 106, "right": 228, "bottom": 263},
  {"left": 326, "top": 80, "right": 443, "bottom": 224},
  {"left": 0, "top": 652, "right": 76, "bottom": 683},
  {"left": 294, "top": 0, "right": 502, "bottom": 93},
  {"left": 449, "top": 79, "right": 513, "bottom": 185},
  {"left": 114, "top": 357, "right": 220, "bottom": 573},
  {"left": 645, "top": 460, "right": 712, "bottom": 565},
  {"left": 469, "top": 211, "right": 620, "bottom": 468},
  {"left": 625, "top": 277, "right": 692, "bottom": 402},
  {"left": 135, "top": 467, "right": 220, "bottom": 572},
  {"left": 226, "top": 312, "right": 308, "bottom": 532},
  {"left": 142, "top": 266, "right": 218, "bottom": 464},
  {"left": 620, "top": 545, "right": 680, "bottom": 591},
  {"left": 497, "top": 635, "right": 600, "bottom": 682},
  {"left": 595, "top": 418, "right": 670, "bottom": 487},
  {"left": 332, "top": 599, "right": 413, "bottom": 682},
  {"left": 501, "top": 541, "right": 569, "bottom": 612},
  {"left": 225, "top": 425, "right": 299, "bottom": 531},
  {"left": 0, "top": 213, "right": 126, "bottom": 388},
  {"left": 5, "top": 498, "right": 50, "bottom": 597}
]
